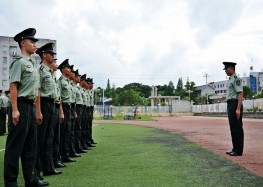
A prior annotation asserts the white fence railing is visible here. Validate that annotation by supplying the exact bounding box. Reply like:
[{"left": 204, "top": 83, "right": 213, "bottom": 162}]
[
  {"left": 94, "top": 98, "right": 263, "bottom": 117},
  {"left": 94, "top": 105, "right": 172, "bottom": 117},
  {"left": 192, "top": 98, "right": 263, "bottom": 113}
]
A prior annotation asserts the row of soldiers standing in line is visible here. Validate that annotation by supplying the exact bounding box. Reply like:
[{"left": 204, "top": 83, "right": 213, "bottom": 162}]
[
  {"left": 0, "top": 90, "right": 10, "bottom": 135},
  {"left": 4, "top": 28, "right": 97, "bottom": 187}
]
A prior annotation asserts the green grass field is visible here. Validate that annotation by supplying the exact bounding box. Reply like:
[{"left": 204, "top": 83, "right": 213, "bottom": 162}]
[
  {"left": 1, "top": 124, "right": 263, "bottom": 187},
  {"left": 94, "top": 114, "right": 157, "bottom": 121}
]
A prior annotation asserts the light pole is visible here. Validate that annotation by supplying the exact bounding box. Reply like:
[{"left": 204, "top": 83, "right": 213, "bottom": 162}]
[
  {"left": 252, "top": 95, "right": 255, "bottom": 112},
  {"left": 186, "top": 90, "right": 193, "bottom": 111},
  {"left": 186, "top": 90, "right": 192, "bottom": 100},
  {"left": 102, "top": 88, "right": 105, "bottom": 116},
  {"left": 217, "top": 101, "right": 220, "bottom": 112}
]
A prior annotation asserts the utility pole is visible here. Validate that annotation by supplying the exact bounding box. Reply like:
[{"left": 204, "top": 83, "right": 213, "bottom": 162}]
[
  {"left": 203, "top": 73, "right": 208, "bottom": 104},
  {"left": 203, "top": 73, "right": 208, "bottom": 85}
]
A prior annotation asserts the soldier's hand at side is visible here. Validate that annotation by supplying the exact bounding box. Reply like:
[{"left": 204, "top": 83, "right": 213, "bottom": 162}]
[
  {"left": 37, "top": 112, "right": 43, "bottom": 124},
  {"left": 236, "top": 109, "right": 241, "bottom": 119},
  {"left": 12, "top": 110, "right": 20, "bottom": 126},
  {"left": 60, "top": 113, "right": 64, "bottom": 124},
  {"left": 74, "top": 112, "right": 77, "bottom": 119}
]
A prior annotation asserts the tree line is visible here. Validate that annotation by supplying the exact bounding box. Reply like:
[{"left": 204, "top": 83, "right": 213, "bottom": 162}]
[{"left": 95, "top": 78, "right": 261, "bottom": 106}]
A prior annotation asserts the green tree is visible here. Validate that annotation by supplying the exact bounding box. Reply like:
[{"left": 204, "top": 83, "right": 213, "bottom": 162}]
[
  {"left": 123, "top": 83, "right": 151, "bottom": 98},
  {"left": 163, "top": 81, "right": 174, "bottom": 96},
  {"left": 118, "top": 89, "right": 143, "bottom": 106},
  {"left": 256, "top": 87, "right": 263, "bottom": 98},
  {"left": 184, "top": 80, "right": 197, "bottom": 101},
  {"left": 243, "top": 86, "right": 253, "bottom": 99},
  {"left": 175, "top": 78, "right": 184, "bottom": 99},
  {"left": 106, "top": 79, "right": 111, "bottom": 90}
]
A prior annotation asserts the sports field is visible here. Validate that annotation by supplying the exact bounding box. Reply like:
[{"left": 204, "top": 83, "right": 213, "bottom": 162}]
[
  {"left": 96, "top": 116, "right": 263, "bottom": 177},
  {"left": 0, "top": 116, "right": 262, "bottom": 186}
]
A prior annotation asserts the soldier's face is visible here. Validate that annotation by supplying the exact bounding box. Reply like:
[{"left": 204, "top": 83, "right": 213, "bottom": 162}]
[
  {"left": 43, "top": 53, "right": 54, "bottom": 64},
  {"left": 87, "top": 83, "right": 91, "bottom": 89},
  {"left": 62, "top": 67, "right": 70, "bottom": 76},
  {"left": 225, "top": 67, "right": 233, "bottom": 76},
  {"left": 50, "top": 61, "right": 58, "bottom": 71},
  {"left": 22, "top": 39, "right": 36, "bottom": 54},
  {"left": 75, "top": 76, "right": 80, "bottom": 83},
  {"left": 80, "top": 80, "right": 85, "bottom": 87},
  {"left": 70, "top": 72, "right": 75, "bottom": 80}
]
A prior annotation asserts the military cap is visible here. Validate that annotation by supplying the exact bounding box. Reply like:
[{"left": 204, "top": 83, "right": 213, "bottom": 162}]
[
  {"left": 58, "top": 59, "right": 70, "bottom": 70},
  {"left": 36, "top": 42, "right": 56, "bottom": 55},
  {"left": 71, "top": 69, "right": 76, "bottom": 74},
  {"left": 86, "top": 78, "right": 91, "bottom": 83},
  {"left": 73, "top": 69, "right": 80, "bottom": 76},
  {"left": 14, "top": 28, "right": 38, "bottom": 43},
  {"left": 90, "top": 78, "right": 94, "bottom": 84},
  {"left": 223, "top": 62, "right": 236, "bottom": 70},
  {"left": 0, "top": 90, "right": 2, "bottom": 93},
  {"left": 69, "top": 65, "right": 74, "bottom": 71},
  {"left": 5, "top": 90, "right": 10, "bottom": 95},
  {"left": 80, "top": 74, "right": 86, "bottom": 80}
]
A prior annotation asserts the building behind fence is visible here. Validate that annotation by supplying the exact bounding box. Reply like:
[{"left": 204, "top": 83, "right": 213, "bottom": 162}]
[{"left": 94, "top": 98, "right": 263, "bottom": 117}]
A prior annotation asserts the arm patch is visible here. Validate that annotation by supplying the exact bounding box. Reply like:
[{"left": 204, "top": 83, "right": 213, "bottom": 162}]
[{"left": 236, "top": 79, "right": 241, "bottom": 86}]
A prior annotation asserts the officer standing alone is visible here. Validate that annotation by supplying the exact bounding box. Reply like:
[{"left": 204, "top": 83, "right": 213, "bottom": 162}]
[{"left": 223, "top": 62, "right": 244, "bottom": 157}]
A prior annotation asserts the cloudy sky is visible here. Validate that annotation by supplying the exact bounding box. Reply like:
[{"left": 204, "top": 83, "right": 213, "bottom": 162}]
[{"left": 1, "top": 0, "right": 263, "bottom": 88}]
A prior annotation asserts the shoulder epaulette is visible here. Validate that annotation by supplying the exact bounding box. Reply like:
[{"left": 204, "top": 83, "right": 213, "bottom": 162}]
[
  {"left": 10, "top": 57, "right": 22, "bottom": 69},
  {"left": 234, "top": 75, "right": 237, "bottom": 78}
]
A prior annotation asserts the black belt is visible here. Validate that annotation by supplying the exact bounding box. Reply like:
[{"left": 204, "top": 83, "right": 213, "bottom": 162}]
[
  {"left": 54, "top": 101, "right": 60, "bottom": 108},
  {"left": 41, "top": 97, "right": 55, "bottom": 104},
  {"left": 18, "top": 97, "right": 35, "bottom": 105},
  {"left": 71, "top": 103, "right": 76, "bottom": 107},
  {"left": 62, "top": 102, "right": 71, "bottom": 108},
  {"left": 76, "top": 104, "right": 83, "bottom": 107},
  {"left": 227, "top": 99, "right": 238, "bottom": 104}
]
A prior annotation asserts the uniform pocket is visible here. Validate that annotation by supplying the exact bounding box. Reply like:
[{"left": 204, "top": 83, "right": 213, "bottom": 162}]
[{"left": 23, "top": 66, "right": 34, "bottom": 78}]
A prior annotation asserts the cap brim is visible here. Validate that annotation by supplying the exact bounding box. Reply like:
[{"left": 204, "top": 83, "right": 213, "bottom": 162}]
[
  {"left": 24, "top": 36, "right": 39, "bottom": 42},
  {"left": 47, "top": 51, "right": 56, "bottom": 55}
]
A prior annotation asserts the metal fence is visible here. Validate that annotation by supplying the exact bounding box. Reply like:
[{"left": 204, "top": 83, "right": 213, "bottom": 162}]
[
  {"left": 94, "top": 105, "right": 172, "bottom": 117},
  {"left": 192, "top": 98, "right": 263, "bottom": 113},
  {"left": 94, "top": 98, "right": 263, "bottom": 117}
]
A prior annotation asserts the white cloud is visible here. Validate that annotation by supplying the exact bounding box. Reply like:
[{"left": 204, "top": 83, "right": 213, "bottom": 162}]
[{"left": 1, "top": 0, "right": 263, "bottom": 88}]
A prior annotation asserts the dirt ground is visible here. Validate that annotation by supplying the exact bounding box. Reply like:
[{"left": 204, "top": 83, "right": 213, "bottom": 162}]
[{"left": 94, "top": 116, "right": 263, "bottom": 177}]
